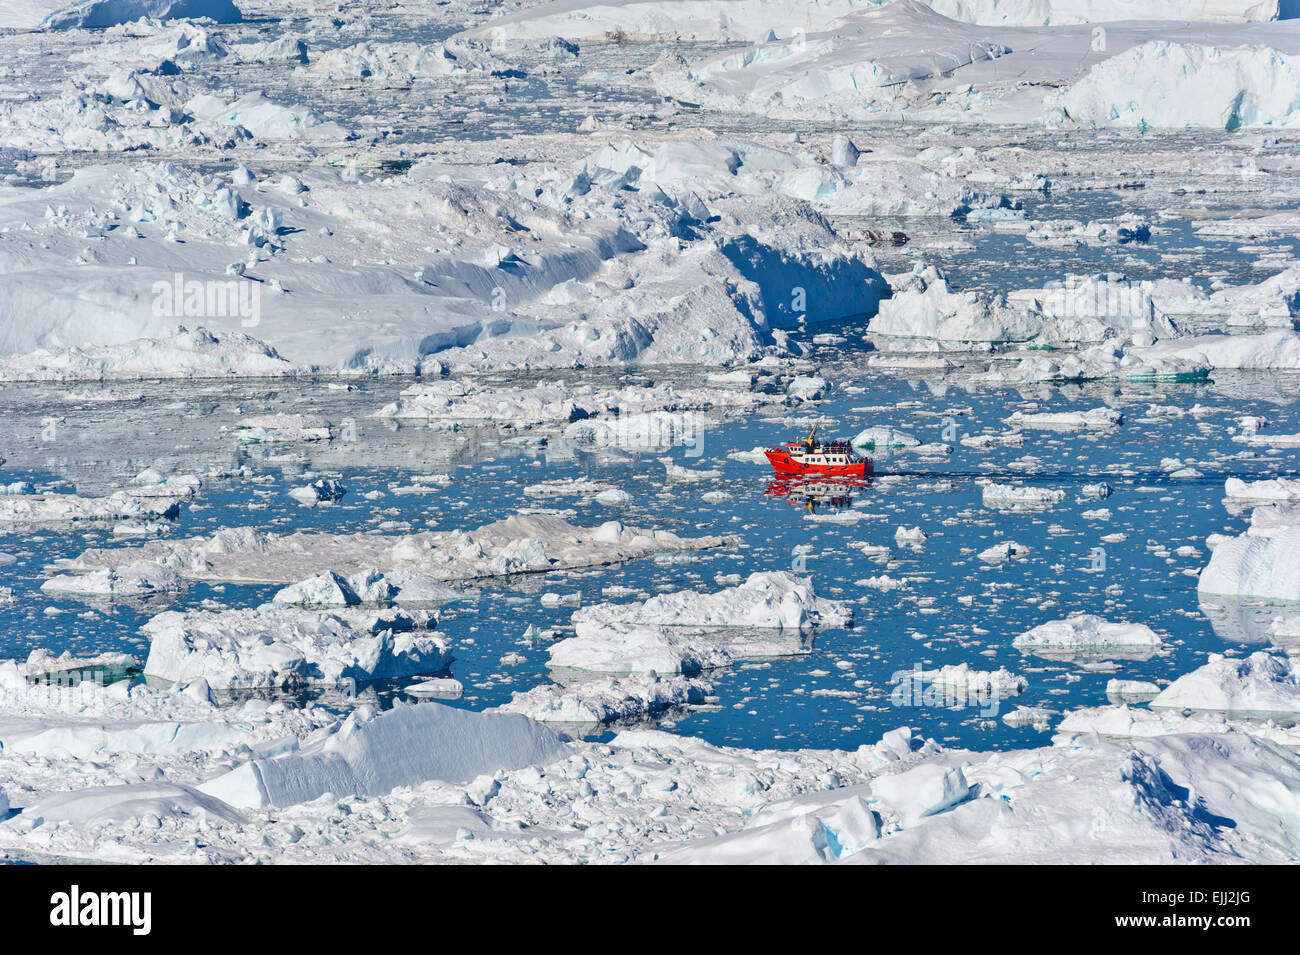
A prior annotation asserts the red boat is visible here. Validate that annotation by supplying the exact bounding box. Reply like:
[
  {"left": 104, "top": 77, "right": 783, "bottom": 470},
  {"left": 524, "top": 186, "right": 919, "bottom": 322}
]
[{"left": 765, "top": 426, "right": 873, "bottom": 478}]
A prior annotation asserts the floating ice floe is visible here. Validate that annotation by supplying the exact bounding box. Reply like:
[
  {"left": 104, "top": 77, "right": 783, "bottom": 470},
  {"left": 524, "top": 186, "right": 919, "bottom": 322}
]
[
  {"left": 379, "top": 380, "right": 775, "bottom": 437},
  {"left": 548, "top": 575, "right": 846, "bottom": 674},
  {"left": 272, "top": 569, "right": 459, "bottom": 607},
  {"left": 660, "top": 457, "right": 722, "bottom": 481},
  {"left": 498, "top": 673, "right": 713, "bottom": 726},
  {"left": 1007, "top": 273, "right": 1180, "bottom": 343},
  {"left": 1129, "top": 331, "right": 1300, "bottom": 374},
  {"left": 407, "top": 677, "right": 464, "bottom": 698},
  {"left": 895, "top": 525, "right": 927, "bottom": 545},
  {"left": 961, "top": 431, "right": 1025, "bottom": 449},
  {"left": 1013, "top": 614, "right": 1164, "bottom": 653},
  {"left": 1003, "top": 407, "right": 1123, "bottom": 431},
  {"left": 978, "top": 540, "right": 1030, "bottom": 562},
  {"left": 856, "top": 574, "right": 913, "bottom": 591},
  {"left": 1001, "top": 705, "right": 1055, "bottom": 730},
  {"left": 20, "top": 648, "right": 137, "bottom": 683},
  {"left": 142, "top": 605, "right": 448, "bottom": 689},
  {"left": 288, "top": 478, "right": 347, "bottom": 506},
  {"left": 524, "top": 478, "right": 618, "bottom": 498},
  {"left": 1057, "top": 704, "right": 1300, "bottom": 749},
  {"left": 0, "top": 491, "right": 179, "bottom": 524},
  {"left": 981, "top": 483, "right": 1065, "bottom": 509},
  {"left": 572, "top": 572, "right": 850, "bottom": 631},
  {"left": 1224, "top": 476, "right": 1300, "bottom": 502},
  {"left": 549, "top": 623, "right": 740, "bottom": 674},
  {"left": 895, "top": 663, "right": 1027, "bottom": 697},
  {"left": 1151, "top": 652, "right": 1300, "bottom": 716},
  {"left": 786, "top": 375, "right": 826, "bottom": 400},
  {"left": 1153, "top": 265, "right": 1300, "bottom": 328},
  {"left": 128, "top": 469, "right": 201, "bottom": 499},
  {"left": 57, "top": 514, "right": 733, "bottom": 585},
  {"left": 41, "top": 560, "right": 186, "bottom": 598},
  {"left": 549, "top": 574, "right": 846, "bottom": 674},
  {"left": 851, "top": 426, "right": 919, "bottom": 449},
  {"left": 870, "top": 267, "right": 1040, "bottom": 346},
  {"left": 1241, "top": 431, "right": 1300, "bottom": 448},
  {"left": 1081, "top": 482, "right": 1112, "bottom": 500},
  {"left": 234, "top": 413, "right": 331, "bottom": 443}
]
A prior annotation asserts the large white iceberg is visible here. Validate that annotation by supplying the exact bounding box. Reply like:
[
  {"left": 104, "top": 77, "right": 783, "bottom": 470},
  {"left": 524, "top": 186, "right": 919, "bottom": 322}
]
[
  {"left": 572, "top": 571, "right": 852, "bottom": 631},
  {"left": 32, "top": 0, "right": 242, "bottom": 32},
  {"left": 142, "top": 605, "right": 450, "bottom": 689},
  {"left": 1059, "top": 41, "right": 1300, "bottom": 130},
  {"left": 198, "top": 701, "right": 570, "bottom": 809},
  {"left": 1151, "top": 652, "right": 1300, "bottom": 715}
]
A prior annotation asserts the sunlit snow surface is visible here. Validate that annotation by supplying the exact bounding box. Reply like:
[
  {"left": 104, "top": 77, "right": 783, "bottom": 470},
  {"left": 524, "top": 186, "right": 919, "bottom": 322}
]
[{"left": 3, "top": 0, "right": 1300, "bottom": 864}]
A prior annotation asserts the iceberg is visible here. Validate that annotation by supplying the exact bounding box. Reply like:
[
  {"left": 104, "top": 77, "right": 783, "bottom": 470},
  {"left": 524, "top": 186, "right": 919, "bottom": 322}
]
[
  {"left": 1151, "top": 652, "right": 1300, "bottom": 715},
  {"left": 198, "top": 702, "right": 570, "bottom": 809},
  {"left": 142, "top": 605, "right": 450, "bottom": 689},
  {"left": 1014, "top": 614, "right": 1164, "bottom": 651},
  {"left": 1059, "top": 41, "right": 1300, "bottom": 130},
  {"left": 498, "top": 673, "right": 713, "bottom": 726}
]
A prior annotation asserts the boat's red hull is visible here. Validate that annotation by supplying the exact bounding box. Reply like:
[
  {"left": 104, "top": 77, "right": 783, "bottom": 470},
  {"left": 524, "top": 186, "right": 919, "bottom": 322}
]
[{"left": 765, "top": 449, "right": 872, "bottom": 477}]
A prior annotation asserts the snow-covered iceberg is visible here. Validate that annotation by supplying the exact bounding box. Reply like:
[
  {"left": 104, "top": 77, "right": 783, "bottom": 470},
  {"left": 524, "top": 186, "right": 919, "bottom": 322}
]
[
  {"left": 1151, "top": 652, "right": 1300, "bottom": 715},
  {"left": 198, "top": 701, "right": 570, "bottom": 809},
  {"left": 1014, "top": 614, "right": 1164, "bottom": 652},
  {"left": 272, "top": 570, "right": 459, "bottom": 607},
  {"left": 36, "top": 0, "right": 242, "bottom": 32},
  {"left": 1199, "top": 514, "right": 1300, "bottom": 601},
  {"left": 1059, "top": 41, "right": 1300, "bottom": 130},
  {"left": 571, "top": 571, "right": 851, "bottom": 631},
  {"left": 41, "top": 560, "right": 186, "bottom": 598},
  {"left": 498, "top": 674, "right": 713, "bottom": 726},
  {"left": 142, "top": 605, "right": 449, "bottom": 689}
]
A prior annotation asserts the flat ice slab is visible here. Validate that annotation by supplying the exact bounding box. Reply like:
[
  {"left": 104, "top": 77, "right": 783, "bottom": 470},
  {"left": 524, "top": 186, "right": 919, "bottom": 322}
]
[{"left": 57, "top": 513, "right": 734, "bottom": 584}]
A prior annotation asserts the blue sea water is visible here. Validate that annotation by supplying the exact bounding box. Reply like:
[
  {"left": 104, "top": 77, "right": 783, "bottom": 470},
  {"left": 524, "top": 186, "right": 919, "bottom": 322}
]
[{"left": 2, "top": 358, "right": 1297, "bottom": 753}]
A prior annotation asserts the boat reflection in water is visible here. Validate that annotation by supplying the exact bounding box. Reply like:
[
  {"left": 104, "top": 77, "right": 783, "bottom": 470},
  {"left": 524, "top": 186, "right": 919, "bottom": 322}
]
[{"left": 765, "top": 475, "right": 871, "bottom": 514}]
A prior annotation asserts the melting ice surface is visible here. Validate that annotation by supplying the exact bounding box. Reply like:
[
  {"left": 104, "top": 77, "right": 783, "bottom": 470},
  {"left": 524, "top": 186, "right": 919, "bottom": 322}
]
[{"left": 3, "top": 344, "right": 1297, "bottom": 752}]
